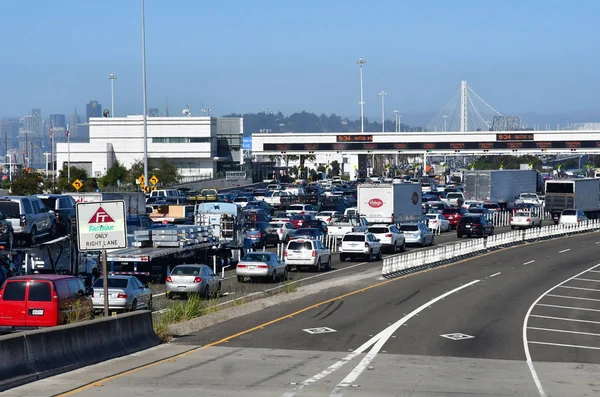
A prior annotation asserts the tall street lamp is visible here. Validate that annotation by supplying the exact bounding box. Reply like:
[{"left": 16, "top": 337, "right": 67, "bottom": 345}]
[
  {"left": 357, "top": 58, "right": 366, "bottom": 133},
  {"left": 108, "top": 74, "right": 117, "bottom": 117},
  {"left": 141, "top": 0, "right": 149, "bottom": 190},
  {"left": 378, "top": 91, "right": 387, "bottom": 133},
  {"left": 393, "top": 109, "right": 399, "bottom": 132}
]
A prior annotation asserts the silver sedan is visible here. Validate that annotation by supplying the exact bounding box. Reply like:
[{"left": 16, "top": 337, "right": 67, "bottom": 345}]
[
  {"left": 236, "top": 251, "right": 287, "bottom": 283},
  {"left": 91, "top": 275, "right": 152, "bottom": 312},
  {"left": 166, "top": 264, "right": 221, "bottom": 299}
]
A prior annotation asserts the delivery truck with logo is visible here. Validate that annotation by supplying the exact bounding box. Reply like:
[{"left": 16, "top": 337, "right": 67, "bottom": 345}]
[{"left": 357, "top": 184, "right": 422, "bottom": 224}]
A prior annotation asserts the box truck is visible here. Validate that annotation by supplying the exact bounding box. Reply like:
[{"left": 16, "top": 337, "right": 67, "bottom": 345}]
[
  {"left": 544, "top": 179, "right": 600, "bottom": 223},
  {"left": 463, "top": 170, "right": 538, "bottom": 210},
  {"left": 357, "top": 184, "right": 422, "bottom": 224}
]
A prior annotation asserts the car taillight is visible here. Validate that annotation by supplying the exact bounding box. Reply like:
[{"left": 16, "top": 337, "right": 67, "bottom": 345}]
[
  {"left": 237, "top": 264, "right": 247, "bottom": 268},
  {"left": 474, "top": 224, "right": 481, "bottom": 227},
  {"left": 526, "top": 218, "right": 531, "bottom": 222},
  {"left": 351, "top": 228, "right": 355, "bottom": 232},
  {"left": 578, "top": 219, "right": 582, "bottom": 222},
  {"left": 284, "top": 251, "right": 288, "bottom": 256},
  {"left": 20, "top": 214, "right": 26, "bottom": 227},
  {"left": 257, "top": 232, "right": 262, "bottom": 237},
  {"left": 55, "top": 212, "right": 60, "bottom": 221},
  {"left": 166, "top": 276, "right": 172, "bottom": 282},
  {"left": 510, "top": 218, "right": 513, "bottom": 222},
  {"left": 312, "top": 250, "right": 317, "bottom": 257},
  {"left": 117, "top": 293, "right": 127, "bottom": 298},
  {"left": 300, "top": 211, "right": 305, "bottom": 215},
  {"left": 193, "top": 277, "right": 202, "bottom": 283},
  {"left": 385, "top": 233, "right": 392, "bottom": 237},
  {"left": 327, "top": 217, "right": 331, "bottom": 222},
  {"left": 365, "top": 242, "right": 369, "bottom": 247},
  {"left": 258, "top": 264, "right": 268, "bottom": 269}
]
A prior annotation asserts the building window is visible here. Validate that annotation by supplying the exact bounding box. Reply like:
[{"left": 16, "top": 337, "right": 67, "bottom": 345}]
[{"left": 152, "top": 137, "right": 211, "bottom": 143}]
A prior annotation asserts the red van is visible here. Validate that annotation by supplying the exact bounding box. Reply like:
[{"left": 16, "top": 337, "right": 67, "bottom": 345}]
[{"left": 0, "top": 274, "right": 93, "bottom": 333}]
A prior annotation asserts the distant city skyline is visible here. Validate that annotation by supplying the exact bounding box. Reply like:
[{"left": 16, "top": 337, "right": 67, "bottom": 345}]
[{"left": 1, "top": 1, "right": 599, "bottom": 126}]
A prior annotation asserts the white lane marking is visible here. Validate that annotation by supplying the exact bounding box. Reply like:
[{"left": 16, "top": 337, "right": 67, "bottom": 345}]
[
  {"left": 573, "top": 277, "right": 600, "bottom": 283},
  {"left": 558, "top": 285, "right": 600, "bottom": 292},
  {"left": 281, "top": 279, "right": 481, "bottom": 397},
  {"left": 537, "top": 303, "right": 600, "bottom": 313},
  {"left": 522, "top": 263, "right": 600, "bottom": 397},
  {"left": 546, "top": 294, "right": 600, "bottom": 302},
  {"left": 489, "top": 272, "right": 501, "bottom": 278},
  {"left": 558, "top": 248, "right": 571, "bottom": 254},
  {"left": 528, "top": 341, "right": 600, "bottom": 351},
  {"left": 530, "top": 315, "right": 600, "bottom": 325},
  {"left": 523, "top": 260, "right": 536, "bottom": 265},
  {"left": 589, "top": 270, "right": 600, "bottom": 273},
  {"left": 528, "top": 327, "right": 600, "bottom": 338},
  {"left": 152, "top": 293, "right": 166, "bottom": 298},
  {"left": 596, "top": 242, "right": 600, "bottom": 244},
  {"left": 328, "top": 280, "right": 480, "bottom": 397}
]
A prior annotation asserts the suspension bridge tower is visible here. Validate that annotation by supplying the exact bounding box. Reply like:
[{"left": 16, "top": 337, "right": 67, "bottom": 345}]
[{"left": 460, "top": 80, "right": 468, "bottom": 132}]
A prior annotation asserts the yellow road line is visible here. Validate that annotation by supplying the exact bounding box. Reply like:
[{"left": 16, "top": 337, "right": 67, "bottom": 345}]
[{"left": 54, "top": 234, "right": 574, "bottom": 396}]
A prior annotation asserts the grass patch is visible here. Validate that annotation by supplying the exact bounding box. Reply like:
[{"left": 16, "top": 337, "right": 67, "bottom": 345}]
[
  {"left": 153, "top": 293, "right": 218, "bottom": 342},
  {"left": 282, "top": 272, "right": 300, "bottom": 294}
]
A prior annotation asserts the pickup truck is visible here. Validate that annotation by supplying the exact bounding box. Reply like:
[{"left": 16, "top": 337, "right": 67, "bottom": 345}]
[
  {"left": 442, "top": 192, "right": 465, "bottom": 207},
  {"left": 263, "top": 190, "right": 293, "bottom": 208},
  {"left": 514, "top": 192, "right": 544, "bottom": 207},
  {"left": 510, "top": 210, "right": 542, "bottom": 229},
  {"left": 328, "top": 216, "right": 369, "bottom": 240}
]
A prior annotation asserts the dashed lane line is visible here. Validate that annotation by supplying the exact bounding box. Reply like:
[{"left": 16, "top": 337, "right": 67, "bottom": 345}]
[
  {"left": 489, "top": 272, "right": 501, "bottom": 278},
  {"left": 527, "top": 326, "right": 600, "bottom": 338},
  {"left": 523, "top": 260, "right": 535, "bottom": 265},
  {"left": 536, "top": 303, "right": 600, "bottom": 313},
  {"left": 557, "top": 285, "right": 600, "bottom": 292},
  {"left": 530, "top": 314, "right": 600, "bottom": 326},
  {"left": 546, "top": 294, "right": 600, "bottom": 302},
  {"left": 528, "top": 341, "right": 600, "bottom": 351},
  {"left": 558, "top": 248, "right": 571, "bottom": 254}
]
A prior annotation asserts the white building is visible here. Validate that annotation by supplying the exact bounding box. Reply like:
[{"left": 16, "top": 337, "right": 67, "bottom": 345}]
[{"left": 56, "top": 115, "right": 217, "bottom": 178}]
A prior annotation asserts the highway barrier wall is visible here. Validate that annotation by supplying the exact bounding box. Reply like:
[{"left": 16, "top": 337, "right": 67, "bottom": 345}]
[
  {"left": 382, "top": 220, "right": 600, "bottom": 279},
  {"left": 0, "top": 311, "right": 159, "bottom": 392}
]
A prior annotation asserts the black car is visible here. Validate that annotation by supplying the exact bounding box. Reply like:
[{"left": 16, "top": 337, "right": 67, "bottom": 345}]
[
  {"left": 457, "top": 215, "right": 494, "bottom": 238},
  {"left": 244, "top": 222, "right": 279, "bottom": 248},
  {"left": 301, "top": 220, "right": 328, "bottom": 233},
  {"left": 292, "top": 228, "right": 325, "bottom": 240}
]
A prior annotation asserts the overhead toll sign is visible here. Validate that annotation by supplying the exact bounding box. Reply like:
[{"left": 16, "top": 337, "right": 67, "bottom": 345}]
[{"left": 76, "top": 200, "right": 127, "bottom": 251}]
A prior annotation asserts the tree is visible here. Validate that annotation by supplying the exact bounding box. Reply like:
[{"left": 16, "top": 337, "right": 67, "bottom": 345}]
[
  {"left": 153, "top": 158, "right": 180, "bottom": 186},
  {"left": 99, "top": 160, "right": 128, "bottom": 189},
  {"left": 11, "top": 170, "right": 43, "bottom": 195},
  {"left": 330, "top": 160, "right": 341, "bottom": 176},
  {"left": 56, "top": 165, "right": 94, "bottom": 193}
]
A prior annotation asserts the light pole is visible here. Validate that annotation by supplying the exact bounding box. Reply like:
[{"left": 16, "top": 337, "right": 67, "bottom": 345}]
[
  {"left": 357, "top": 58, "right": 366, "bottom": 133},
  {"left": 378, "top": 91, "right": 386, "bottom": 132},
  {"left": 393, "top": 110, "right": 399, "bottom": 132},
  {"left": 108, "top": 74, "right": 117, "bottom": 117},
  {"left": 43, "top": 152, "right": 50, "bottom": 179},
  {"left": 141, "top": 0, "right": 149, "bottom": 190},
  {"left": 443, "top": 115, "right": 448, "bottom": 132}
]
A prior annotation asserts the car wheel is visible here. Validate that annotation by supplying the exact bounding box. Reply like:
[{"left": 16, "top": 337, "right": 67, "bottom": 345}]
[
  {"left": 49, "top": 222, "right": 56, "bottom": 238},
  {"left": 401, "top": 242, "right": 406, "bottom": 252},
  {"left": 510, "top": 226, "right": 515, "bottom": 230},
  {"left": 147, "top": 296, "right": 153, "bottom": 311},
  {"left": 216, "top": 282, "right": 222, "bottom": 297},
  {"left": 130, "top": 299, "right": 137, "bottom": 312},
  {"left": 316, "top": 259, "right": 322, "bottom": 272},
  {"left": 393, "top": 241, "right": 399, "bottom": 254},
  {"left": 457, "top": 232, "right": 462, "bottom": 238},
  {"left": 271, "top": 270, "right": 277, "bottom": 283},
  {"left": 340, "top": 253, "right": 347, "bottom": 262},
  {"left": 166, "top": 291, "right": 172, "bottom": 300},
  {"left": 376, "top": 249, "right": 382, "bottom": 261},
  {"left": 237, "top": 275, "right": 245, "bottom": 283},
  {"left": 29, "top": 226, "right": 37, "bottom": 246},
  {"left": 327, "top": 257, "right": 332, "bottom": 271},
  {"left": 421, "top": 238, "right": 426, "bottom": 247},
  {"left": 490, "top": 228, "right": 494, "bottom": 236},
  {"left": 367, "top": 250, "right": 373, "bottom": 262},
  {"left": 204, "top": 285, "right": 210, "bottom": 300}
]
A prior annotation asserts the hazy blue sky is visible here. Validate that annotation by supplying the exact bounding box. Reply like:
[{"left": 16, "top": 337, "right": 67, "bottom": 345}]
[{"left": 0, "top": 0, "right": 598, "bottom": 123}]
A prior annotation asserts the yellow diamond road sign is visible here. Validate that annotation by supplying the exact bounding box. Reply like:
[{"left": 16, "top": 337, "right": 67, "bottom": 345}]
[
  {"left": 143, "top": 185, "right": 151, "bottom": 193},
  {"left": 137, "top": 175, "right": 145, "bottom": 184},
  {"left": 150, "top": 175, "right": 159, "bottom": 185},
  {"left": 72, "top": 179, "right": 83, "bottom": 191}
]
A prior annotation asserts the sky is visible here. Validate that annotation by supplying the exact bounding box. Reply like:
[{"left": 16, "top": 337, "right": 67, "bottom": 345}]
[{"left": 0, "top": 0, "right": 599, "bottom": 125}]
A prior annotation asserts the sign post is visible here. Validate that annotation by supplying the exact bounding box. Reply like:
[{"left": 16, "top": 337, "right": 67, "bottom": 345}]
[{"left": 76, "top": 200, "right": 127, "bottom": 317}]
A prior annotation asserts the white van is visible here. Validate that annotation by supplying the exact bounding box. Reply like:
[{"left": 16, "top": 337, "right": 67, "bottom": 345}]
[{"left": 150, "top": 189, "right": 186, "bottom": 198}]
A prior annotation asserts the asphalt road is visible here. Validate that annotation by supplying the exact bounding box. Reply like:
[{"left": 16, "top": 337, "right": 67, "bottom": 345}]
[
  {"left": 150, "top": 222, "right": 550, "bottom": 312},
  {"left": 8, "top": 224, "right": 600, "bottom": 397}
]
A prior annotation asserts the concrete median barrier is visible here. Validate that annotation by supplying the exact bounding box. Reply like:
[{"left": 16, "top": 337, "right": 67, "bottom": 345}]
[{"left": 0, "top": 310, "right": 159, "bottom": 392}]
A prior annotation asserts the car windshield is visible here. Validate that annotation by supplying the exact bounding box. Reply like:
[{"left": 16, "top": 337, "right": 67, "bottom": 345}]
[
  {"left": 562, "top": 210, "right": 577, "bottom": 216},
  {"left": 443, "top": 208, "right": 461, "bottom": 214},
  {"left": 447, "top": 193, "right": 462, "bottom": 199},
  {"left": 40, "top": 197, "right": 57, "bottom": 209},
  {"left": 400, "top": 225, "right": 419, "bottom": 231},
  {"left": 270, "top": 223, "right": 283, "bottom": 228},
  {"left": 288, "top": 205, "right": 304, "bottom": 211},
  {"left": 288, "top": 241, "right": 312, "bottom": 250},
  {"left": 296, "top": 228, "right": 318, "bottom": 235},
  {"left": 368, "top": 227, "right": 389, "bottom": 234},
  {"left": 242, "top": 253, "right": 272, "bottom": 262},
  {"left": 469, "top": 209, "right": 485, "bottom": 213},
  {"left": 426, "top": 214, "right": 438, "bottom": 219},
  {"left": 460, "top": 216, "right": 480, "bottom": 224},
  {"left": 343, "top": 234, "right": 365, "bottom": 242},
  {"left": 483, "top": 204, "right": 499, "bottom": 209},
  {"left": 520, "top": 194, "right": 537, "bottom": 199},
  {"left": 171, "top": 266, "right": 203, "bottom": 276},
  {"left": 93, "top": 278, "right": 129, "bottom": 288},
  {"left": 514, "top": 212, "right": 530, "bottom": 217}
]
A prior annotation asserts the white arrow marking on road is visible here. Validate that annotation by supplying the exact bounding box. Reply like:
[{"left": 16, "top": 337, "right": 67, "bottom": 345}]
[{"left": 440, "top": 333, "right": 475, "bottom": 340}]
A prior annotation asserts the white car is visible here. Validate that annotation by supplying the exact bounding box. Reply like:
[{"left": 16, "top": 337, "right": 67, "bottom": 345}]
[
  {"left": 286, "top": 204, "right": 319, "bottom": 216},
  {"left": 510, "top": 211, "right": 542, "bottom": 229},
  {"left": 233, "top": 196, "right": 256, "bottom": 208},
  {"left": 269, "top": 221, "right": 297, "bottom": 243},
  {"left": 559, "top": 209, "right": 588, "bottom": 225},
  {"left": 315, "top": 211, "right": 342, "bottom": 224},
  {"left": 284, "top": 239, "right": 331, "bottom": 272},
  {"left": 344, "top": 207, "right": 358, "bottom": 218},
  {"left": 367, "top": 225, "right": 405, "bottom": 253},
  {"left": 462, "top": 200, "right": 482, "bottom": 210},
  {"left": 426, "top": 213, "right": 450, "bottom": 232},
  {"left": 399, "top": 222, "right": 434, "bottom": 247},
  {"left": 339, "top": 232, "right": 382, "bottom": 262}
]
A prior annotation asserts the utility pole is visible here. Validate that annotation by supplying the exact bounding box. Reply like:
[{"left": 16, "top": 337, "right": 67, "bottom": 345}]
[
  {"left": 357, "top": 58, "right": 366, "bottom": 133},
  {"left": 141, "top": 0, "right": 149, "bottom": 189}
]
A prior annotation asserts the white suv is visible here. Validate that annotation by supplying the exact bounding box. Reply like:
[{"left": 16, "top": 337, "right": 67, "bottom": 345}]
[
  {"left": 367, "top": 225, "right": 405, "bottom": 254},
  {"left": 284, "top": 239, "right": 331, "bottom": 272},
  {"left": 340, "top": 232, "right": 382, "bottom": 262}
]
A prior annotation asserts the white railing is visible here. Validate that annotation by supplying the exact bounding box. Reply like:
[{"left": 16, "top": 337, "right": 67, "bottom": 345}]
[{"left": 381, "top": 220, "right": 600, "bottom": 279}]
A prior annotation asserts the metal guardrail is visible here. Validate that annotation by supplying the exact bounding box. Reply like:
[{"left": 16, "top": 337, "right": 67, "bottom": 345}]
[{"left": 381, "top": 220, "right": 600, "bottom": 279}]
